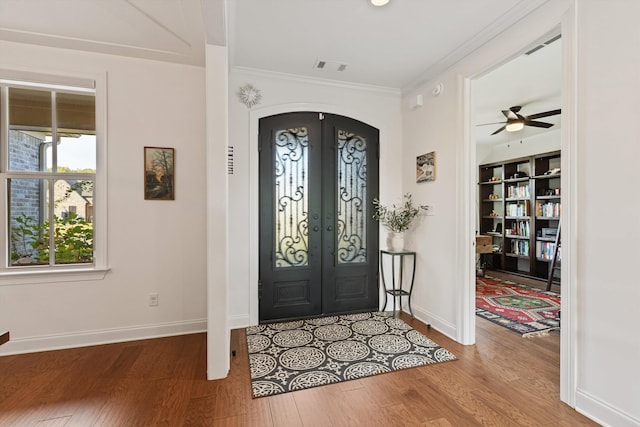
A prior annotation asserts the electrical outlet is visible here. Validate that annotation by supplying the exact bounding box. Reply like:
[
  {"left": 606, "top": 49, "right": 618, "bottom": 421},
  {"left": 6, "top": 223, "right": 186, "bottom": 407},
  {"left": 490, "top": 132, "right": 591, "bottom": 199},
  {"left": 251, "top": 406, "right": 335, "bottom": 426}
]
[
  {"left": 148, "top": 293, "right": 159, "bottom": 307},
  {"left": 423, "top": 205, "right": 435, "bottom": 216}
]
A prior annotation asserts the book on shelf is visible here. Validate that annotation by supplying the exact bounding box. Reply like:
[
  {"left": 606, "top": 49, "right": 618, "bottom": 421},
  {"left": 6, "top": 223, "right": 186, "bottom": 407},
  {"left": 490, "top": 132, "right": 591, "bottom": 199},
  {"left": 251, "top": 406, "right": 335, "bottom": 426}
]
[
  {"left": 510, "top": 239, "right": 529, "bottom": 256},
  {"left": 536, "top": 241, "right": 560, "bottom": 260},
  {"left": 506, "top": 199, "right": 530, "bottom": 217},
  {"left": 506, "top": 220, "right": 530, "bottom": 237},
  {"left": 536, "top": 201, "right": 561, "bottom": 217},
  {"left": 507, "top": 184, "right": 530, "bottom": 199}
]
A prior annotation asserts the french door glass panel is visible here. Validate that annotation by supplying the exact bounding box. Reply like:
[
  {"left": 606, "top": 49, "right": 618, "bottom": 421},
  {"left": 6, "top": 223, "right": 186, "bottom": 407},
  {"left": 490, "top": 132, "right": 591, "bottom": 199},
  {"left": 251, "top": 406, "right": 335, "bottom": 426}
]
[
  {"left": 274, "top": 127, "right": 309, "bottom": 268},
  {"left": 337, "top": 130, "right": 367, "bottom": 264}
]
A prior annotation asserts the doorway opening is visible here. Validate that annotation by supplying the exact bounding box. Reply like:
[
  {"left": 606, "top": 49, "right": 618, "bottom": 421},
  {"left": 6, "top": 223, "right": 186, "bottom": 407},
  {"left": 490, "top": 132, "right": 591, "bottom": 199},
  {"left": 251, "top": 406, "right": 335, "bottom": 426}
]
[
  {"left": 258, "top": 112, "right": 380, "bottom": 322},
  {"left": 472, "top": 31, "right": 562, "bottom": 362}
]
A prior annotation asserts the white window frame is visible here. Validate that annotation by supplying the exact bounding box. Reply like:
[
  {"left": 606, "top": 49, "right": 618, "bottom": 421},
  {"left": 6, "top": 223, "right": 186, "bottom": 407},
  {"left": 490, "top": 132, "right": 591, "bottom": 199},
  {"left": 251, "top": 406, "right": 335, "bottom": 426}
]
[{"left": 0, "top": 70, "right": 108, "bottom": 285}]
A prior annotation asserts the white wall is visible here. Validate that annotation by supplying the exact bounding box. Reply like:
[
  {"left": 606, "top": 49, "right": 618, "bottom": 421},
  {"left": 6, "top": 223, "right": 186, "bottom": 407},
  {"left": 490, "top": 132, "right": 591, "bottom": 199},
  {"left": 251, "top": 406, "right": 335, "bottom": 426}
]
[
  {"left": 402, "top": 0, "right": 640, "bottom": 425},
  {"left": 0, "top": 40, "right": 208, "bottom": 354},
  {"left": 573, "top": 1, "right": 640, "bottom": 425},
  {"left": 227, "top": 68, "right": 403, "bottom": 327},
  {"left": 477, "top": 129, "right": 561, "bottom": 165}
]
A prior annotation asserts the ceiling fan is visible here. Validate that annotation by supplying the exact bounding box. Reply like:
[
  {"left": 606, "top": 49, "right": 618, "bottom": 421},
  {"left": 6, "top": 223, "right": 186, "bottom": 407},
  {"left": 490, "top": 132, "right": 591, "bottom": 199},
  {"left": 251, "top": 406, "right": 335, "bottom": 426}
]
[{"left": 480, "top": 106, "right": 561, "bottom": 135}]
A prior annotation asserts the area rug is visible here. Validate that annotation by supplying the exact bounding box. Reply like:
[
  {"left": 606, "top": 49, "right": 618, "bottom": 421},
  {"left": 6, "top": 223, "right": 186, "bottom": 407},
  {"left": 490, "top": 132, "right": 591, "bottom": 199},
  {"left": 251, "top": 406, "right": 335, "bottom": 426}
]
[
  {"left": 476, "top": 276, "right": 560, "bottom": 338},
  {"left": 246, "top": 311, "right": 456, "bottom": 398}
]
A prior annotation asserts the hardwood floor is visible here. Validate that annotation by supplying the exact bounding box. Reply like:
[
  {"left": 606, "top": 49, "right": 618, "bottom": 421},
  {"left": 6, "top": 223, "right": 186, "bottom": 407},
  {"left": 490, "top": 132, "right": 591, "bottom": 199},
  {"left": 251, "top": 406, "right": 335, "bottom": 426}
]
[{"left": 0, "top": 314, "right": 597, "bottom": 426}]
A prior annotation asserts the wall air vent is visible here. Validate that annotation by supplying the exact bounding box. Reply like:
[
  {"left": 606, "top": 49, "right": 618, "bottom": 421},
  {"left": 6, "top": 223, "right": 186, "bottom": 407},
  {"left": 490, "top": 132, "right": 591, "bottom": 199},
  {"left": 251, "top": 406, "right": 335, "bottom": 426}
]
[
  {"left": 314, "top": 60, "right": 348, "bottom": 72},
  {"left": 227, "top": 146, "right": 234, "bottom": 175}
]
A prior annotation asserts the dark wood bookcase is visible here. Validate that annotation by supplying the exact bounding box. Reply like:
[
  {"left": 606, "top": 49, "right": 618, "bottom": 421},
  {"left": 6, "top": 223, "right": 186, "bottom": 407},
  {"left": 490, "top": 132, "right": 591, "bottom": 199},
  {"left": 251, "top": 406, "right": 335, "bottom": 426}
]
[{"left": 478, "top": 150, "right": 560, "bottom": 281}]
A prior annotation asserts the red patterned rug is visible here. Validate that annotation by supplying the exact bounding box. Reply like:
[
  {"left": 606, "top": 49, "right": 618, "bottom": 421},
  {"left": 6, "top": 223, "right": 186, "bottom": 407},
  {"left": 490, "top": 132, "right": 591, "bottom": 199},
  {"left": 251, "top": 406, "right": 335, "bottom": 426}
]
[{"left": 476, "top": 276, "right": 560, "bottom": 337}]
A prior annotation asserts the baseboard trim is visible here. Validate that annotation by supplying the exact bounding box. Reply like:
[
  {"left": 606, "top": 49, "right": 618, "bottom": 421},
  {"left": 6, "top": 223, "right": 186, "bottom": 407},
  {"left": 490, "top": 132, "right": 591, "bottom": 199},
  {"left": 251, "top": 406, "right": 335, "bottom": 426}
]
[
  {"left": 0, "top": 319, "right": 207, "bottom": 356},
  {"left": 411, "top": 304, "right": 457, "bottom": 341},
  {"left": 575, "top": 389, "right": 640, "bottom": 427},
  {"left": 228, "top": 314, "right": 250, "bottom": 330}
]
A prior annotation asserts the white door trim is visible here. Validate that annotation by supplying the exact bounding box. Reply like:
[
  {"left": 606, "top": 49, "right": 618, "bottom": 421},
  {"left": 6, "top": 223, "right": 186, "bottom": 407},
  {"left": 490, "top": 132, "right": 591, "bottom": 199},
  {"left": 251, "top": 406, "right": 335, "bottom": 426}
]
[{"left": 459, "top": 5, "right": 577, "bottom": 407}]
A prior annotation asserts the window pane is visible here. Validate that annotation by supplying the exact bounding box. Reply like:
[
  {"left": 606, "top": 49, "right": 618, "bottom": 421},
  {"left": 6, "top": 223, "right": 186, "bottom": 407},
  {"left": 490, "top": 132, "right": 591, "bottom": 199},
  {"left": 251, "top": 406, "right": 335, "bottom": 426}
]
[
  {"left": 8, "top": 178, "right": 94, "bottom": 266},
  {"left": 49, "top": 135, "right": 97, "bottom": 173},
  {"left": 53, "top": 179, "right": 93, "bottom": 265},
  {"left": 9, "top": 88, "right": 51, "bottom": 129},
  {"left": 9, "top": 178, "right": 48, "bottom": 266},
  {"left": 57, "top": 92, "right": 95, "bottom": 132},
  {"left": 8, "top": 130, "right": 46, "bottom": 172},
  {"left": 56, "top": 92, "right": 96, "bottom": 173}
]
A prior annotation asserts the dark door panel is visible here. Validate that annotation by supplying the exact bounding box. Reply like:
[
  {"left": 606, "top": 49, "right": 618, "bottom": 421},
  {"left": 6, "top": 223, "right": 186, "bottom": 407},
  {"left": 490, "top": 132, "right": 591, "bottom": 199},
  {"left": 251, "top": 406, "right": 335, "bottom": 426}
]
[
  {"left": 259, "top": 112, "right": 379, "bottom": 322},
  {"left": 321, "top": 114, "right": 379, "bottom": 314}
]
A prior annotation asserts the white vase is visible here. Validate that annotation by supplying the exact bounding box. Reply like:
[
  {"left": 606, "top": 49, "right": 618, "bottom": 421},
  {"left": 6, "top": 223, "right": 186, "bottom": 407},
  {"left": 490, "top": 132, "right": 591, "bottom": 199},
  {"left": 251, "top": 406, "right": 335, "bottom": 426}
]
[{"left": 387, "top": 232, "right": 405, "bottom": 251}]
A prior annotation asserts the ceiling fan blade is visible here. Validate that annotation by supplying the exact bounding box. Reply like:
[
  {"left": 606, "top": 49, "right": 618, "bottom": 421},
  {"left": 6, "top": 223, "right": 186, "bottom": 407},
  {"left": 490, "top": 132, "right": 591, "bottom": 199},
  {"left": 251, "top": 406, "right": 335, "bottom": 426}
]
[
  {"left": 524, "top": 120, "right": 554, "bottom": 128},
  {"left": 491, "top": 125, "right": 507, "bottom": 135},
  {"left": 477, "top": 121, "right": 506, "bottom": 126},
  {"left": 526, "top": 109, "right": 561, "bottom": 120},
  {"left": 502, "top": 109, "right": 518, "bottom": 120}
]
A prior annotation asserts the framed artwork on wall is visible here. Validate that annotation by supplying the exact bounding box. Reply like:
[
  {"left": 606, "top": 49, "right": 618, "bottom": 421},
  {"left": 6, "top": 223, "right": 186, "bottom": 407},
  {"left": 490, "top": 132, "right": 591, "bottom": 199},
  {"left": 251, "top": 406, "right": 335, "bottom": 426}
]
[
  {"left": 416, "top": 151, "right": 436, "bottom": 183},
  {"left": 144, "top": 147, "right": 175, "bottom": 200}
]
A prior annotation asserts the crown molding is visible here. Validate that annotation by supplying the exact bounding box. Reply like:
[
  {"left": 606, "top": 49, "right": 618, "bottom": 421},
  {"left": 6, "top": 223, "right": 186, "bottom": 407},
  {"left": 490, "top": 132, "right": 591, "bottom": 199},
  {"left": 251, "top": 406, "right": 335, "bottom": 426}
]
[
  {"left": 401, "top": 0, "right": 550, "bottom": 94},
  {"left": 231, "top": 66, "right": 401, "bottom": 96}
]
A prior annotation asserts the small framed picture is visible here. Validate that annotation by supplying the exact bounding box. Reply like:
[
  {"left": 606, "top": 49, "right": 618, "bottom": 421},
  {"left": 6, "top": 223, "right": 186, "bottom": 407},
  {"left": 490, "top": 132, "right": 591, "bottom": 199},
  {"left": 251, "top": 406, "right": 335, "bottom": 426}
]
[
  {"left": 416, "top": 151, "right": 436, "bottom": 183},
  {"left": 144, "top": 147, "right": 175, "bottom": 200}
]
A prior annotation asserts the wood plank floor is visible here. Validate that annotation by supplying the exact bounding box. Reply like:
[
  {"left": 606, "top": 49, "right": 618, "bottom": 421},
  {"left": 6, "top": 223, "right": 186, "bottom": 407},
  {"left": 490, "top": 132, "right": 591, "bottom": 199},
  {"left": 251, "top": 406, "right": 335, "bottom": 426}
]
[{"left": 0, "top": 314, "right": 598, "bottom": 426}]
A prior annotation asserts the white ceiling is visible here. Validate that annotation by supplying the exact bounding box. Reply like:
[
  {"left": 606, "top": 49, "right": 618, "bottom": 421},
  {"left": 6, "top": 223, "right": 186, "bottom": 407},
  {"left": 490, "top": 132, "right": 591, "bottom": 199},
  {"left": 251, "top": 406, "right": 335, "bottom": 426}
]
[
  {"left": 0, "top": 0, "right": 207, "bottom": 66},
  {"left": 0, "top": 0, "right": 561, "bottom": 145},
  {"left": 475, "top": 35, "right": 562, "bottom": 145},
  {"left": 228, "top": 0, "right": 548, "bottom": 90}
]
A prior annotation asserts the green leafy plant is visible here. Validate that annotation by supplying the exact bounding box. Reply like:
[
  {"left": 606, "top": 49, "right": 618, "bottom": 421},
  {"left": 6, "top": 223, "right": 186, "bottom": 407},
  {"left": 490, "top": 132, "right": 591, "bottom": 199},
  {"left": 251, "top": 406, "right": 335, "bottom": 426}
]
[
  {"left": 10, "top": 213, "right": 93, "bottom": 265},
  {"left": 10, "top": 213, "right": 39, "bottom": 262},
  {"left": 373, "top": 193, "right": 421, "bottom": 233}
]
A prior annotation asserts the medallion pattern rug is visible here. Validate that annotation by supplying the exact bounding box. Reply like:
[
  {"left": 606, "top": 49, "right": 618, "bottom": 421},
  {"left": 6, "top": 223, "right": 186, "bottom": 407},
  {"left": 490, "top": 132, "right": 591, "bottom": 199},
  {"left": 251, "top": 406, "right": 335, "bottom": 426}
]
[
  {"left": 476, "top": 276, "right": 560, "bottom": 337},
  {"left": 246, "top": 311, "right": 456, "bottom": 398}
]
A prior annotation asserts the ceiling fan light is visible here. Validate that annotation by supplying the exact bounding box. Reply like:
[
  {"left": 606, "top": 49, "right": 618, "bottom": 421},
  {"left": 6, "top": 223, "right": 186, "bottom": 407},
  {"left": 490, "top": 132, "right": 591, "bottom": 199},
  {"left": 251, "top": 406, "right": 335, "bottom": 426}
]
[
  {"left": 370, "top": 0, "right": 390, "bottom": 6},
  {"left": 506, "top": 121, "right": 524, "bottom": 132}
]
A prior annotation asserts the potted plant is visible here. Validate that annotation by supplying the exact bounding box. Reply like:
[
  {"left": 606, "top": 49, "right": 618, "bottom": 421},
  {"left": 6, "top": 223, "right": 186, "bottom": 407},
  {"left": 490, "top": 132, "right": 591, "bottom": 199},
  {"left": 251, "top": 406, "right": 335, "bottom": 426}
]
[{"left": 373, "top": 193, "right": 421, "bottom": 251}]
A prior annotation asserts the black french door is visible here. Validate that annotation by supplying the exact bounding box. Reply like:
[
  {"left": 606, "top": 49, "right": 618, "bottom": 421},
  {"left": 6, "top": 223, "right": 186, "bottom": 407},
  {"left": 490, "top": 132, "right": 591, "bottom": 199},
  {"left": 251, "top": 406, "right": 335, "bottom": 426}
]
[{"left": 258, "top": 112, "right": 380, "bottom": 321}]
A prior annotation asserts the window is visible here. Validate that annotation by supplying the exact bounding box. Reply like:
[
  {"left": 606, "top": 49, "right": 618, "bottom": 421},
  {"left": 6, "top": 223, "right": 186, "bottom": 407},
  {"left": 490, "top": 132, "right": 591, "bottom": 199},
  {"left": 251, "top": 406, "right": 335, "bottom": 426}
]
[{"left": 0, "top": 72, "right": 106, "bottom": 281}]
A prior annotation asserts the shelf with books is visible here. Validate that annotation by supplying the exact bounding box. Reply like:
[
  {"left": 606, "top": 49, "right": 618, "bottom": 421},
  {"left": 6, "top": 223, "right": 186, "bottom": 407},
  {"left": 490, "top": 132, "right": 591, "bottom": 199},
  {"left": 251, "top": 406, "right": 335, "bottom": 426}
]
[
  {"left": 532, "top": 151, "right": 561, "bottom": 279},
  {"left": 478, "top": 150, "right": 561, "bottom": 280},
  {"left": 536, "top": 240, "right": 560, "bottom": 262},
  {"left": 508, "top": 239, "right": 530, "bottom": 257},
  {"left": 536, "top": 200, "right": 561, "bottom": 218},
  {"left": 478, "top": 164, "right": 505, "bottom": 272}
]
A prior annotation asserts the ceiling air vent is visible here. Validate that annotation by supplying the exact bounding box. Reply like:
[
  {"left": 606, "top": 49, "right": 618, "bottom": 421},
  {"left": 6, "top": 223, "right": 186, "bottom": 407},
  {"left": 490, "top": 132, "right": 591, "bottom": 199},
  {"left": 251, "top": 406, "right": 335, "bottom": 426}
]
[
  {"left": 525, "top": 44, "right": 545, "bottom": 55},
  {"left": 525, "top": 34, "right": 562, "bottom": 56},
  {"left": 314, "top": 60, "right": 348, "bottom": 72}
]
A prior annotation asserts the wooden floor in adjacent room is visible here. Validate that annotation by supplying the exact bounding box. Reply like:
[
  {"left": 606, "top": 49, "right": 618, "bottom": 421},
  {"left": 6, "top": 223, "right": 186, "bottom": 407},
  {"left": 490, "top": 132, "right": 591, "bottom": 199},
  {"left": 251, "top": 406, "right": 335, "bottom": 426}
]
[{"left": 0, "top": 314, "right": 597, "bottom": 427}]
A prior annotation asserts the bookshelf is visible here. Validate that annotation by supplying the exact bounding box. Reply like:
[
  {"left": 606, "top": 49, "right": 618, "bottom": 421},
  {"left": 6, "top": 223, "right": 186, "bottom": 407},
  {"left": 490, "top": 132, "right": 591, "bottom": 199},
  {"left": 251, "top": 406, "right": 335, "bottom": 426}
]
[
  {"left": 478, "top": 151, "right": 560, "bottom": 281},
  {"left": 478, "top": 163, "right": 504, "bottom": 271}
]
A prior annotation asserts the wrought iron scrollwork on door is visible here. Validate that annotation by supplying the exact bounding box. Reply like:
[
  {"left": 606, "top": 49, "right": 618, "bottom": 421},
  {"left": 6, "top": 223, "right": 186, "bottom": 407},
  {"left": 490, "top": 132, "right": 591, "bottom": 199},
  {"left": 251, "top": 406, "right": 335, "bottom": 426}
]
[
  {"left": 274, "top": 128, "right": 309, "bottom": 268},
  {"left": 337, "top": 130, "right": 367, "bottom": 264}
]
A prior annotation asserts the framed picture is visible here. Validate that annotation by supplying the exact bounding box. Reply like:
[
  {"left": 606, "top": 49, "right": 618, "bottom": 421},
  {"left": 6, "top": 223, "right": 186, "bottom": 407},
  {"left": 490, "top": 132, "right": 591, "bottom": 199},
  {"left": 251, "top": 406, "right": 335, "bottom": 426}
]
[
  {"left": 144, "top": 147, "right": 175, "bottom": 200},
  {"left": 416, "top": 151, "right": 436, "bottom": 183}
]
